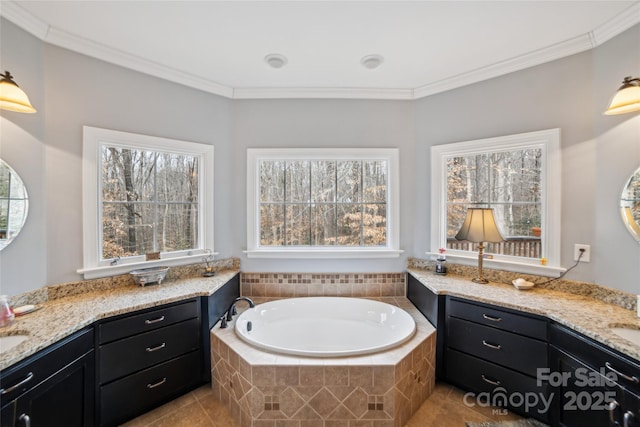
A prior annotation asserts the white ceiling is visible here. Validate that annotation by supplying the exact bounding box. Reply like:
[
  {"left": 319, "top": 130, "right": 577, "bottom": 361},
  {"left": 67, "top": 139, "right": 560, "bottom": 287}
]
[{"left": 2, "top": 1, "right": 640, "bottom": 100}]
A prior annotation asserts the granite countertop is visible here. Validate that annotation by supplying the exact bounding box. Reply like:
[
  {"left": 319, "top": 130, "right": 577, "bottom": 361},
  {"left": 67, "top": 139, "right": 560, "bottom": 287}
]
[
  {"left": 408, "top": 268, "right": 640, "bottom": 363},
  {"left": 0, "top": 270, "right": 239, "bottom": 371}
]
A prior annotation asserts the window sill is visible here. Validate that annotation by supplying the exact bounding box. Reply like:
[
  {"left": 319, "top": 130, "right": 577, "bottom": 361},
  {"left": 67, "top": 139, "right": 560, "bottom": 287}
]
[
  {"left": 77, "top": 252, "right": 219, "bottom": 280},
  {"left": 425, "top": 252, "right": 566, "bottom": 277},
  {"left": 245, "top": 248, "right": 404, "bottom": 259}
]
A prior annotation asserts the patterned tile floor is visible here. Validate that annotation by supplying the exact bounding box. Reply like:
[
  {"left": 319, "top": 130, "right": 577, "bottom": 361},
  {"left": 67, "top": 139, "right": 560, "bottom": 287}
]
[{"left": 121, "top": 381, "right": 524, "bottom": 427}]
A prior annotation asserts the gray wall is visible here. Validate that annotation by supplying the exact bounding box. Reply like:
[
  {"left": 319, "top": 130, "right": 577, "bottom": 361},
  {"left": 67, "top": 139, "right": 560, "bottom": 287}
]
[
  {"left": 232, "top": 99, "right": 415, "bottom": 273},
  {"left": 1, "top": 17, "right": 638, "bottom": 295}
]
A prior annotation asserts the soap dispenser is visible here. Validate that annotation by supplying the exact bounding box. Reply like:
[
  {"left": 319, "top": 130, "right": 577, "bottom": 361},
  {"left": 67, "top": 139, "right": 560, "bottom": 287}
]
[{"left": 0, "top": 295, "right": 15, "bottom": 327}]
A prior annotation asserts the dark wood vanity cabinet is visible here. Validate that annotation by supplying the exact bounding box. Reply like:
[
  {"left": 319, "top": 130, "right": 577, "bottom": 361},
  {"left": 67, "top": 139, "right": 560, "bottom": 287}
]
[
  {"left": 96, "top": 298, "right": 203, "bottom": 427},
  {"left": 407, "top": 273, "right": 446, "bottom": 378},
  {"left": 549, "top": 323, "right": 640, "bottom": 427},
  {"left": 444, "top": 298, "right": 550, "bottom": 422},
  {"left": 0, "top": 328, "right": 95, "bottom": 427}
]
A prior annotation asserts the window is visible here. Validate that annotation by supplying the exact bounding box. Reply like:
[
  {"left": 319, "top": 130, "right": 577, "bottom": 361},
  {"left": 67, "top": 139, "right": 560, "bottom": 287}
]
[
  {"left": 80, "top": 127, "right": 214, "bottom": 278},
  {"left": 431, "top": 129, "right": 561, "bottom": 275},
  {"left": 246, "top": 149, "right": 401, "bottom": 258}
]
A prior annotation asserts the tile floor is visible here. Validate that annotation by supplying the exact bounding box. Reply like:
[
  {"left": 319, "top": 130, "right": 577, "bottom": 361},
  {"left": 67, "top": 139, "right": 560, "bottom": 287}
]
[{"left": 121, "top": 381, "right": 524, "bottom": 427}]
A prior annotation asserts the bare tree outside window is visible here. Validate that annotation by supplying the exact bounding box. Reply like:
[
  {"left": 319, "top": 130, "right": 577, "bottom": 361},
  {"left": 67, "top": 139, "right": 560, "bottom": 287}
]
[
  {"left": 101, "top": 147, "right": 199, "bottom": 259},
  {"left": 259, "top": 159, "right": 388, "bottom": 247},
  {"left": 446, "top": 148, "right": 543, "bottom": 258}
]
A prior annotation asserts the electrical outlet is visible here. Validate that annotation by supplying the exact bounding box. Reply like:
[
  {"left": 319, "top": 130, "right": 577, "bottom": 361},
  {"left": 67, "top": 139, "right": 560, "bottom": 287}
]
[{"left": 574, "top": 244, "right": 591, "bottom": 262}]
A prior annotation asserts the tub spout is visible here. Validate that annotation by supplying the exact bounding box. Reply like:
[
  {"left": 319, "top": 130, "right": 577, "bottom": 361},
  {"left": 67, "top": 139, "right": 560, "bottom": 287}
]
[{"left": 220, "top": 297, "right": 255, "bottom": 328}]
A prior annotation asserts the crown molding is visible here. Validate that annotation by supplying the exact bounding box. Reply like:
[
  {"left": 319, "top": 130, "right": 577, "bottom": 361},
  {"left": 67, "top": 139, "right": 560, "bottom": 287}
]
[
  {"left": 413, "top": 33, "right": 595, "bottom": 99},
  {"left": 2, "top": 0, "right": 639, "bottom": 101},
  {"left": 591, "top": 2, "right": 640, "bottom": 46},
  {"left": 233, "top": 87, "right": 414, "bottom": 100},
  {"left": 45, "top": 26, "right": 234, "bottom": 98},
  {"left": 0, "top": 1, "right": 49, "bottom": 40}
]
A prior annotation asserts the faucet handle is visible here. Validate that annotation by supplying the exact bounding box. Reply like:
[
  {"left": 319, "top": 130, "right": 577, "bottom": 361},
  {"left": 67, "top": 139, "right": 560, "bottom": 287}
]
[{"left": 220, "top": 315, "right": 228, "bottom": 328}]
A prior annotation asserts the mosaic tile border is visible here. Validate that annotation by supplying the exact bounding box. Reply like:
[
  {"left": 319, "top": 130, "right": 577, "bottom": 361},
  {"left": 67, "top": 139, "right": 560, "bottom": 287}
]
[
  {"left": 240, "top": 273, "right": 405, "bottom": 299},
  {"left": 407, "top": 257, "right": 636, "bottom": 311}
]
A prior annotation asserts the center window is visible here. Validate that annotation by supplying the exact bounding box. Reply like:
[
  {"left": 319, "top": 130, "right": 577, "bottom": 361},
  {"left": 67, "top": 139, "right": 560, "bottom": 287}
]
[{"left": 247, "top": 149, "right": 400, "bottom": 258}]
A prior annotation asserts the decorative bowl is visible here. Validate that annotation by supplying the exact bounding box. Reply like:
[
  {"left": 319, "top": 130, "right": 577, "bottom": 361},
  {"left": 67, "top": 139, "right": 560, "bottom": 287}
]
[
  {"left": 129, "top": 266, "right": 169, "bottom": 286},
  {"left": 512, "top": 279, "right": 535, "bottom": 290}
]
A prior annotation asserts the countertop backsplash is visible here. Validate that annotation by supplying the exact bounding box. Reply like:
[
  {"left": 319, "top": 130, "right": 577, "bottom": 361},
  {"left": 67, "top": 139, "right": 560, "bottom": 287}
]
[
  {"left": 407, "top": 257, "right": 637, "bottom": 311},
  {"left": 7, "top": 257, "right": 241, "bottom": 308}
]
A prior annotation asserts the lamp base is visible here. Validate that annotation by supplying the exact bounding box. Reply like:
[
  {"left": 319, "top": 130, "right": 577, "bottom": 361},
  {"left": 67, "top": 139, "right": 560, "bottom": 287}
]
[{"left": 472, "top": 277, "right": 489, "bottom": 284}]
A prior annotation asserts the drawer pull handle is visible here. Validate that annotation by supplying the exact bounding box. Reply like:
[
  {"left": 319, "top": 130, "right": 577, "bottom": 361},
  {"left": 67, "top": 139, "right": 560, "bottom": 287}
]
[
  {"left": 482, "top": 314, "right": 502, "bottom": 322},
  {"left": 18, "top": 413, "right": 31, "bottom": 427},
  {"left": 605, "top": 362, "right": 640, "bottom": 383},
  {"left": 481, "top": 375, "right": 501, "bottom": 386},
  {"left": 147, "top": 378, "right": 167, "bottom": 389},
  {"left": 608, "top": 400, "right": 619, "bottom": 424},
  {"left": 145, "top": 315, "right": 165, "bottom": 325},
  {"left": 0, "top": 372, "right": 34, "bottom": 395},
  {"left": 482, "top": 340, "right": 502, "bottom": 350},
  {"left": 146, "top": 342, "right": 166, "bottom": 352}
]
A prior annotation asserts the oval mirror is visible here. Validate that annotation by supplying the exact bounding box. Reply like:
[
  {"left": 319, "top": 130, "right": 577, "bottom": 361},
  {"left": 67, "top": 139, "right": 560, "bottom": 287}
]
[
  {"left": 621, "top": 166, "right": 640, "bottom": 243},
  {"left": 0, "top": 159, "right": 29, "bottom": 250}
]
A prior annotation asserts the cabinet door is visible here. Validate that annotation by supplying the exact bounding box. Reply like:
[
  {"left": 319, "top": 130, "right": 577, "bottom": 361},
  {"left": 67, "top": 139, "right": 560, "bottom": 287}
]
[
  {"left": 14, "top": 350, "right": 95, "bottom": 427},
  {"left": 550, "top": 346, "right": 621, "bottom": 427}
]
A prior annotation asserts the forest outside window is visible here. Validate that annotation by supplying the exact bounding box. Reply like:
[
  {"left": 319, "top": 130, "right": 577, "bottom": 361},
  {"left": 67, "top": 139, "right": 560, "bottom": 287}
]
[
  {"left": 430, "top": 129, "right": 562, "bottom": 275},
  {"left": 80, "top": 127, "right": 214, "bottom": 278},
  {"left": 246, "top": 148, "right": 401, "bottom": 258}
]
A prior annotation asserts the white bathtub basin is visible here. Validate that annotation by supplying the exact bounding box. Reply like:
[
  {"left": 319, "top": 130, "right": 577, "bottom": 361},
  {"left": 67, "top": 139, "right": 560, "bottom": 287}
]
[{"left": 234, "top": 297, "right": 416, "bottom": 357}]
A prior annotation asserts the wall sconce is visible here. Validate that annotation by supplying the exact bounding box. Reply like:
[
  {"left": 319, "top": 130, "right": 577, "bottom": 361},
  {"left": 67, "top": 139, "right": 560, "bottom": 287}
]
[
  {"left": 604, "top": 76, "right": 640, "bottom": 115},
  {"left": 0, "top": 71, "right": 36, "bottom": 113},
  {"left": 455, "top": 208, "right": 504, "bottom": 284}
]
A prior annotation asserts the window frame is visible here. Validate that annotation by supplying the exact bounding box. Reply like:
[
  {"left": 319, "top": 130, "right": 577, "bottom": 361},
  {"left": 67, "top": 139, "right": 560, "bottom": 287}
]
[
  {"left": 246, "top": 148, "right": 402, "bottom": 259},
  {"left": 430, "top": 128, "right": 563, "bottom": 276},
  {"left": 79, "top": 126, "right": 215, "bottom": 279}
]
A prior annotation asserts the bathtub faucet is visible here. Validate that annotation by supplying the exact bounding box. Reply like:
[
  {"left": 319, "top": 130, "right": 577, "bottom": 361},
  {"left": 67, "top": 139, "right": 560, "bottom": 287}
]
[{"left": 220, "top": 297, "right": 255, "bottom": 328}]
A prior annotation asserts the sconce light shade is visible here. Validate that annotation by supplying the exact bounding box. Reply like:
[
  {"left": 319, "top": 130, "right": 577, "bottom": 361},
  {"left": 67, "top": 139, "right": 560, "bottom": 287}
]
[
  {"left": 0, "top": 71, "right": 36, "bottom": 113},
  {"left": 604, "top": 76, "right": 640, "bottom": 115},
  {"left": 455, "top": 208, "right": 504, "bottom": 284}
]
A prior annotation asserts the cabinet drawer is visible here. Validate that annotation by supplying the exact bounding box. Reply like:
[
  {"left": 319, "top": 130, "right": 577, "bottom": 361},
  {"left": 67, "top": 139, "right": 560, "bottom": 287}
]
[
  {"left": 98, "top": 299, "right": 199, "bottom": 344},
  {"left": 100, "top": 351, "right": 201, "bottom": 427},
  {"left": 100, "top": 318, "right": 199, "bottom": 384},
  {"left": 448, "top": 298, "right": 547, "bottom": 340},
  {"left": 448, "top": 317, "right": 547, "bottom": 377},
  {"left": 550, "top": 323, "right": 640, "bottom": 396},
  {"left": 446, "top": 349, "right": 549, "bottom": 421}
]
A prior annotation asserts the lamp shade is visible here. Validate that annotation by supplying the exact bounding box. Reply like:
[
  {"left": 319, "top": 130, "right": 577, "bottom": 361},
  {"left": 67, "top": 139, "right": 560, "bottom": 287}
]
[
  {"left": 0, "top": 71, "right": 36, "bottom": 113},
  {"left": 455, "top": 208, "right": 504, "bottom": 243},
  {"left": 604, "top": 77, "right": 640, "bottom": 115}
]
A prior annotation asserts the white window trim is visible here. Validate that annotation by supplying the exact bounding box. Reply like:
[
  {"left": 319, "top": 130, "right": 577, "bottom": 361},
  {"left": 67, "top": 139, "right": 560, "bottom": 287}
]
[
  {"left": 79, "top": 126, "right": 215, "bottom": 279},
  {"left": 430, "top": 128, "right": 563, "bottom": 276},
  {"left": 245, "top": 148, "right": 402, "bottom": 259}
]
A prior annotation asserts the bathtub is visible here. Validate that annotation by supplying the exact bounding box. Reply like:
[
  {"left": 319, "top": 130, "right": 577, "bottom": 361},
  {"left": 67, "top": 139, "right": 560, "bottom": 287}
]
[{"left": 233, "top": 297, "right": 416, "bottom": 357}]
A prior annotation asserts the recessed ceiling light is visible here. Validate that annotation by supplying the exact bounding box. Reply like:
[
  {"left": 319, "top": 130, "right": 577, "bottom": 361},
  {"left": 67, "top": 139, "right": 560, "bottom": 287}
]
[
  {"left": 361, "top": 54, "right": 384, "bottom": 70},
  {"left": 264, "top": 54, "right": 288, "bottom": 69}
]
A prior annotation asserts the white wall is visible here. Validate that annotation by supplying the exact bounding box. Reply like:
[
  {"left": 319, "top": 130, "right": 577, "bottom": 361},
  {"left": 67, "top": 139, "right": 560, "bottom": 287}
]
[{"left": 1, "top": 17, "right": 638, "bottom": 295}]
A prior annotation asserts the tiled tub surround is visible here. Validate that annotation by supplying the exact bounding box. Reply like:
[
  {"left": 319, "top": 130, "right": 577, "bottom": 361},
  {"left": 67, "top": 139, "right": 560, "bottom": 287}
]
[
  {"left": 240, "top": 273, "right": 406, "bottom": 299},
  {"left": 210, "top": 297, "right": 436, "bottom": 427},
  {"left": 407, "top": 266, "right": 640, "bottom": 362},
  {"left": 0, "top": 263, "right": 240, "bottom": 371}
]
